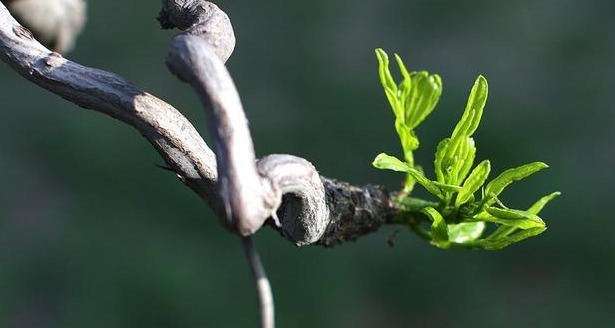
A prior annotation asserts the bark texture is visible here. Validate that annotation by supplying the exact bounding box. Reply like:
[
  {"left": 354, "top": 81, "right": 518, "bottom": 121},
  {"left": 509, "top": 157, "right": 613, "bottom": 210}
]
[{"left": 318, "top": 179, "right": 399, "bottom": 247}]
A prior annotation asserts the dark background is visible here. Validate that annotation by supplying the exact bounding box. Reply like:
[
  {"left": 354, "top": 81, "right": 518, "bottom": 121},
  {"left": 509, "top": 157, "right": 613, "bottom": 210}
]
[{"left": 1, "top": 0, "right": 613, "bottom": 327}]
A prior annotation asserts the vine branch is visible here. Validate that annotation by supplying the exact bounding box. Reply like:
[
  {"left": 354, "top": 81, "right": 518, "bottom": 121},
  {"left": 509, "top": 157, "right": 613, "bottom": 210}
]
[{"left": 0, "top": 0, "right": 404, "bottom": 246}]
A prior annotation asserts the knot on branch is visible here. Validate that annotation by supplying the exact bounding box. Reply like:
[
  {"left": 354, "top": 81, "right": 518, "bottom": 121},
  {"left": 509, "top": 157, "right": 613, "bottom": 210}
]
[
  {"left": 257, "top": 155, "right": 329, "bottom": 246},
  {"left": 159, "top": 0, "right": 235, "bottom": 63},
  {"left": 161, "top": 1, "right": 336, "bottom": 242},
  {"left": 164, "top": 1, "right": 275, "bottom": 237},
  {"left": 161, "top": 0, "right": 400, "bottom": 243}
]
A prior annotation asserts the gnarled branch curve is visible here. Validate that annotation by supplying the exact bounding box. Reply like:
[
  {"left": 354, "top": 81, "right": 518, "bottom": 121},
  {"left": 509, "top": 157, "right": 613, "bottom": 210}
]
[{"left": 0, "top": 0, "right": 403, "bottom": 247}]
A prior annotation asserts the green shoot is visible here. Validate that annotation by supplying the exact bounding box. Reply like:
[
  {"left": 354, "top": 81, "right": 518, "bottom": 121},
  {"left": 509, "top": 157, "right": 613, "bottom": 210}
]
[
  {"left": 372, "top": 48, "right": 560, "bottom": 250},
  {"left": 375, "top": 49, "right": 442, "bottom": 193}
]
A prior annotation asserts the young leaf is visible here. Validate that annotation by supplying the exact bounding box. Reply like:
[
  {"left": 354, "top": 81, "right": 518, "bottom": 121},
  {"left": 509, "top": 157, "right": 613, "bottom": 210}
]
[
  {"left": 432, "top": 181, "right": 462, "bottom": 193},
  {"left": 528, "top": 192, "right": 561, "bottom": 214},
  {"left": 422, "top": 207, "right": 449, "bottom": 248},
  {"left": 395, "top": 121, "right": 420, "bottom": 153},
  {"left": 375, "top": 49, "right": 400, "bottom": 116},
  {"left": 373, "top": 153, "right": 443, "bottom": 198},
  {"left": 448, "top": 222, "right": 485, "bottom": 243},
  {"left": 405, "top": 71, "right": 442, "bottom": 129},
  {"left": 485, "top": 192, "right": 559, "bottom": 244},
  {"left": 394, "top": 53, "right": 412, "bottom": 84},
  {"left": 478, "top": 227, "right": 546, "bottom": 250},
  {"left": 394, "top": 54, "right": 412, "bottom": 119},
  {"left": 476, "top": 207, "right": 545, "bottom": 229},
  {"left": 438, "top": 136, "right": 476, "bottom": 185},
  {"left": 483, "top": 162, "right": 549, "bottom": 206},
  {"left": 376, "top": 49, "right": 441, "bottom": 166},
  {"left": 485, "top": 207, "right": 545, "bottom": 228},
  {"left": 451, "top": 76, "right": 488, "bottom": 139},
  {"left": 456, "top": 160, "right": 491, "bottom": 207},
  {"left": 372, "top": 153, "right": 409, "bottom": 172},
  {"left": 434, "top": 138, "right": 450, "bottom": 183},
  {"left": 433, "top": 76, "right": 487, "bottom": 186},
  {"left": 457, "top": 138, "right": 477, "bottom": 185},
  {"left": 405, "top": 167, "right": 444, "bottom": 199}
]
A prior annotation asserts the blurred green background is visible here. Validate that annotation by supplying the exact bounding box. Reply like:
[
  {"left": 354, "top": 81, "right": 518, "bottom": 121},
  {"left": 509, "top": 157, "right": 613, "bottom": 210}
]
[{"left": 1, "top": 0, "right": 613, "bottom": 327}]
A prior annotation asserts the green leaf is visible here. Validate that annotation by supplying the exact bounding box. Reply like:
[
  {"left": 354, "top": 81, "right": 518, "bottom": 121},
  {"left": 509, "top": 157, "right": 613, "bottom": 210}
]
[
  {"left": 528, "top": 192, "right": 561, "bottom": 215},
  {"left": 438, "top": 136, "right": 476, "bottom": 185},
  {"left": 484, "top": 191, "right": 559, "bottom": 244},
  {"left": 404, "top": 167, "right": 444, "bottom": 199},
  {"left": 373, "top": 153, "right": 443, "bottom": 198},
  {"left": 456, "top": 160, "right": 491, "bottom": 207},
  {"left": 448, "top": 222, "right": 486, "bottom": 243},
  {"left": 433, "top": 76, "right": 487, "bottom": 186},
  {"left": 457, "top": 138, "right": 477, "bottom": 185},
  {"left": 393, "top": 54, "right": 412, "bottom": 119},
  {"left": 483, "top": 162, "right": 549, "bottom": 206},
  {"left": 375, "top": 49, "right": 399, "bottom": 116},
  {"left": 372, "top": 153, "right": 409, "bottom": 172},
  {"left": 422, "top": 207, "right": 449, "bottom": 248},
  {"left": 376, "top": 49, "right": 441, "bottom": 167},
  {"left": 395, "top": 121, "right": 419, "bottom": 153},
  {"left": 478, "top": 227, "right": 546, "bottom": 250},
  {"left": 434, "top": 138, "right": 450, "bottom": 183},
  {"left": 485, "top": 207, "right": 545, "bottom": 228},
  {"left": 432, "top": 181, "right": 462, "bottom": 192},
  {"left": 405, "top": 71, "right": 442, "bottom": 129},
  {"left": 476, "top": 207, "right": 545, "bottom": 229},
  {"left": 394, "top": 53, "right": 412, "bottom": 87},
  {"left": 451, "top": 76, "right": 488, "bottom": 139}
]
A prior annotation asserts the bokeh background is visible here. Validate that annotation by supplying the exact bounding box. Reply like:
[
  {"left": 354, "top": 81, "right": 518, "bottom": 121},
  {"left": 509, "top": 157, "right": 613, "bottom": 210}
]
[{"left": 1, "top": 0, "right": 613, "bottom": 327}]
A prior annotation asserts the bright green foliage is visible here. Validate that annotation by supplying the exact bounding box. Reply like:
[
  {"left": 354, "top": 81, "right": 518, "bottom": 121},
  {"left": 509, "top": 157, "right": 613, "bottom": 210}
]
[
  {"left": 456, "top": 160, "right": 490, "bottom": 207},
  {"left": 435, "top": 76, "right": 487, "bottom": 189},
  {"left": 422, "top": 207, "right": 449, "bottom": 248},
  {"left": 375, "top": 48, "right": 442, "bottom": 192},
  {"left": 477, "top": 191, "right": 561, "bottom": 250},
  {"left": 477, "top": 207, "right": 545, "bottom": 229},
  {"left": 373, "top": 153, "right": 443, "bottom": 198},
  {"left": 528, "top": 192, "right": 562, "bottom": 214},
  {"left": 448, "top": 222, "right": 485, "bottom": 244},
  {"left": 373, "top": 49, "right": 560, "bottom": 250},
  {"left": 483, "top": 162, "right": 549, "bottom": 206}
]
